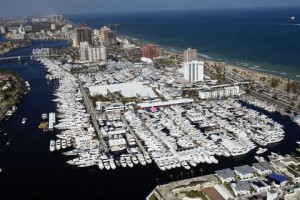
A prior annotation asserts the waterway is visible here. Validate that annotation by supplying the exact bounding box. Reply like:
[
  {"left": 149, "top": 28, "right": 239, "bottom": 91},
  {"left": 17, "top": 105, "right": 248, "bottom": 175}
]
[{"left": 0, "top": 41, "right": 300, "bottom": 199}]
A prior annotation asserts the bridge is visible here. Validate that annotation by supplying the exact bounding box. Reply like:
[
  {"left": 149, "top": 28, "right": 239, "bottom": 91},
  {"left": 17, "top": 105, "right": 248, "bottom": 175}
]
[{"left": 0, "top": 55, "right": 61, "bottom": 62}]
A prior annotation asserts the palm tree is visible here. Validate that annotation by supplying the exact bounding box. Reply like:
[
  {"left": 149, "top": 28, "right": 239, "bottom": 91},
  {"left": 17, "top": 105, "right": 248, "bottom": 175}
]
[
  {"left": 190, "top": 169, "right": 194, "bottom": 178},
  {"left": 180, "top": 171, "right": 184, "bottom": 180},
  {"left": 199, "top": 168, "right": 203, "bottom": 176},
  {"left": 170, "top": 174, "right": 173, "bottom": 182},
  {"left": 156, "top": 177, "right": 160, "bottom": 185}
]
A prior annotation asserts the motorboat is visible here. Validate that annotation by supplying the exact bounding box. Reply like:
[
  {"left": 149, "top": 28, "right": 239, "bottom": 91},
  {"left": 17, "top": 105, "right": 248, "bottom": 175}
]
[
  {"left": 256, "top": 147, "right": 268, "bottom": 155},
  {"left": 22, "top": 118, "right": 27, "bottom": 125},
  {"left": 49, "top": 140, "right": 55, "bottom": 152}
]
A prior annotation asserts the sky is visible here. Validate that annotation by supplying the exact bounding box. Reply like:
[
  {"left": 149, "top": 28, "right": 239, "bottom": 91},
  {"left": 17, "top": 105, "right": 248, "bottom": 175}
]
[{"left": 0, "top": 0, "right": 300, "bottom": 17}]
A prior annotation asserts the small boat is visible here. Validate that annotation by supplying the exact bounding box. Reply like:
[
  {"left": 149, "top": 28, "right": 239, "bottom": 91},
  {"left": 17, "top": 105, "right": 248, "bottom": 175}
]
[
  {"left": 104, "top": 162, "right": 110, "bottom": 170},
  {"left": 67, "top": 140, "right": 72, "bottom": 147},
  {"left": 110, "top": 160, "right": 116, "bottom": 170},
  {"left": 49, "top": 140, "right": 55, "bottom": 152},
  {"left": 61, "top": 140, "right": 67, "bottom": 149},
  {"left": 98, "top": 160, "right": 104, "bottom": 170},
  {"left": 255, "top": 156, "right": 266, "bottom": 162},
  {"left": 41, "top": 113, "right": 48, "bottom": 120},
  {"left": 289, "top": 16, "right": 295, "bottom": 21},
  {"left": 115, "top": 160, "right": 121, "bottom": 167},
  {"left": 22, "top": 118, "right": 27, "bottom": 125},
  {"left": 6, "top": 139, "right": 12, "bottom": 146},
  {"left": 256, "top": 147, "right": 268, "bottom": 155},
  {"left": 55, "top": 139, "right": 61, "bottom": 150},
  {"left": 120, "top": 157, "right": 127, "bottom": 168}
]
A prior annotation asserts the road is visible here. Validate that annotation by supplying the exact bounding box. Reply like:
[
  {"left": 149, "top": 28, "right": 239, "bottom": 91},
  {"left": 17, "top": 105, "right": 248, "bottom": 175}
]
[{"left": 78, "top": 82, "right": 109, "bottom": 153}]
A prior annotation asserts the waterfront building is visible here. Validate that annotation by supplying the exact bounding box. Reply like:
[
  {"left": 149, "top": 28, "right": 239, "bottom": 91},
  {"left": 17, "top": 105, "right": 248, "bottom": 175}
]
[
  {"left": 234, "top": 165, "right": 255, "bottom": 180},
  {"left": 268, "top": 173, "right": 288, "bottom": 187},
  {"left": 100, "top": 26, "right": 117, "bottom": 46},
  {"left": 215, "top": 168, "right": 235, "bottom": 183},
  {"left": 267, "top": 190, "right": 278, "bottom": 200},
  {"left": 183, "top": 60, "right": 204, "bottom": 82},
  {"left": 252, "top": 162, "right": 272, "bottom": 176},
  {"left": 79, "top": 42, "right": 106, "bottom": 62},
  {"left": 88, "top": 82, "right": 156, "bottom": 99},
  {"left": 73, "top": 27, "right": 92, "bottom": 47},
  {"left": 199, "top": 86, "right": 240, "bottom": 99},
  {"left": 24, "top": 25, "right": 33, "bottom": 32},
  {"left": 231, "top": 181, "right": 251, "bottom": 196},
  {"left": 184, "top": 47, "right": 198, "bottom": 62},
  {"left": 61, "top": 26, "right": 68, "bottom": 34},
  {"left": 51, "top": 24, "right": 56, "bottom": 30},
  {"left": 93, "top": 29, "right": 100, "bottom": 36},
  {"left": 250, "top": 180, "right": 270, "bottom": 193},
  {"left": 141, "top": 44, "right": 159, "bottom": 59},
  {"left": 18, "top": 25, "right": 25, "bottom": 35}
]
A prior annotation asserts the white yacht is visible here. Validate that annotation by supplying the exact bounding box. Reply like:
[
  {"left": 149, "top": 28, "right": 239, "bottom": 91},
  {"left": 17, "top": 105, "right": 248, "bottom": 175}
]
[
  {"left": 55, "top": 139, "right": 61, "bottom": 150},
  {"left": 49, "top": 140, "right": 55, "bottom": 152},
  {"left": 22, "top": 118, "right": 27, "bottom": 125},
  {"left": 98, "top": 160, "right": 104, "bottom": 170},
  {"left": 256, "top": 147, "right": 268, "bottom": 155}
]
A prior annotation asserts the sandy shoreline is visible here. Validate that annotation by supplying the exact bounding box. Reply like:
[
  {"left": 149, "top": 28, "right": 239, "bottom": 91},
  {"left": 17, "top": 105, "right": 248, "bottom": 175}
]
[{"left": 122, "top": 35, "right": 298, "bottom": 83}]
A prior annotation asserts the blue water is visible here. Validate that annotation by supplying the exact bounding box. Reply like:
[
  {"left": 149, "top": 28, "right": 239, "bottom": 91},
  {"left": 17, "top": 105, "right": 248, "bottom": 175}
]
[
  {"left": 0, "top": 40, "right": 300, "bottom": 199},
  {"left": 67, "top": 7, "right": 300, "bottom": 80}
]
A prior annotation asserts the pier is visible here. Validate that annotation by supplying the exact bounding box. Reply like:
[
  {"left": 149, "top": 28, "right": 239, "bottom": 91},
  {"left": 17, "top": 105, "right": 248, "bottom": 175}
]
[
  {"left": 120, "top": 115, "right": 148, "bottom": 155},
  {"left": 78, "top": 82, "right": 109, "bottom": 153}
]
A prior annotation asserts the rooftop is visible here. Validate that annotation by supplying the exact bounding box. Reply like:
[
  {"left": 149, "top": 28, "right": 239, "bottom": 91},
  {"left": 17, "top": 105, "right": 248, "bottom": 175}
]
[
  {"left": 215, "top": 168, "right": 235, "bottom": 179},
  {"left": 234, "top": 165, "right": 255, "bottom": 175}
]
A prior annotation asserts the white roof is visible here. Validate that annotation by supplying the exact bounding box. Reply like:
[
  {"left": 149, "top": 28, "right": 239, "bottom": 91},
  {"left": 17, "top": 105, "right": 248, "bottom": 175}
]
[
  {"left": 214, "top": 184, "right": 234, "bottom": 199},
  {"left": 88, "top": 82, "right": 157, "bottom": 98},
  {"left": 137, "top": 98, "right": 194, "bottom": 108},
  {"left": 221, "top": 139, "right": 242, "bottom": 152},
  {"left": 108, "top": 138, "right": 126, "bottom": 147}
]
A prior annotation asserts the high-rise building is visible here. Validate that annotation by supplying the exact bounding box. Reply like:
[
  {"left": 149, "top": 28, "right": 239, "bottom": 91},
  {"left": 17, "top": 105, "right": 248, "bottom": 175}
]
[
  {"left": 184, "top": 48, "right": 198, "bottom": 62},
  {"left": 73, "top": 27, "right": 92, "bottom": 47},
  {"left": 141, "top": 44, "right": 159, "bottom": 59},
  {"left": 79, "top": 42, "right": 106, "bottom": 62},
  {"left": 100, "top": 26, "right": 117, "bottom": 46},
  {"left": 184, "top": 60, "right": 204, "bottom": 82}
]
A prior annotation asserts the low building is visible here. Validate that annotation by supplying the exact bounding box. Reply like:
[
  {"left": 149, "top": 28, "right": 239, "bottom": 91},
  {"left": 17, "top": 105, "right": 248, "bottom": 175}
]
[
  {"left": 252, "top": 162, "right": 273, "bottom": 176},
  {"left": 88, "top": 82, "right": 157, "bottom": 99},
  {"left": 268, "top": 173, "right": 288, "bottom": 187},
  {"left": 202, "top": 187, "right": 225, "bottom": 200},
  {"left": 102, "top": 102, "right": 125, "bottom": 113},
  {"left": 234, "top": 165, "right": 255, "bottom": 180},
  {"left": 199, "top": 86, "right": 240, "bottom": 100},
  {"left": 231, "top": 181, "right": 251, "bottom": 197},
  {"left": 250, "top": 180, "right": 270, "bottom": 193},
  {"left": 215, "top": 168, "right": 235, "bottom": 183}
]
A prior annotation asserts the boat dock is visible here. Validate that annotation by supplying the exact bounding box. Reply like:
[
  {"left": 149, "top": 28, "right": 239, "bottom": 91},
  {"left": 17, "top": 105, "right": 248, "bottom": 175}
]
[
  {"left": 78, "top": 82, "right": 109, "bottom": 153},
  {"left": 120, "top": 115, "right": 147, "bottom": 155},
  {"left": 48, "top": 112, "right": 56, "bottom": 131}
]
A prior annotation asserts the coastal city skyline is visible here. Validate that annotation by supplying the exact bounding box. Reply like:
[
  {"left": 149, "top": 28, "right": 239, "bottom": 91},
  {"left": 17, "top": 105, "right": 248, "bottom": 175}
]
[
  {"left": 1, "top": 2, "right": 300, "bottom": 200},
  {"left": 0, "top": 0, "right": 300, "bottom": 17}
]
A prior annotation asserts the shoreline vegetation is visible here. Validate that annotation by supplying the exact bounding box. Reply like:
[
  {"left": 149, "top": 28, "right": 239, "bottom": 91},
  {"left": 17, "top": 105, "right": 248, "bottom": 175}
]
[
  {"left": 0, "top": 70, "right": 27, "bottom": 121},
  {"left": 123, "top": 36, "right": 300, "bottom": 112},
  {"left": 0, "top": 39, "right": 33, "bottom": 55}
]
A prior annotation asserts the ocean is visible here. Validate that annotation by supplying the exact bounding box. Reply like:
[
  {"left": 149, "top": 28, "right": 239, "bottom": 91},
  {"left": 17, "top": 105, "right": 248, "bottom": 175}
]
[{"left": 67, "top": 7, "right": 300, "bottom": 80}]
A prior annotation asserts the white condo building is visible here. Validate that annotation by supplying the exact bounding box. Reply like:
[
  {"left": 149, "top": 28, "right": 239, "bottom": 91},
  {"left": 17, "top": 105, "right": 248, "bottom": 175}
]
[
  {"left": 184, "top": 48, "right": 198, "bottom": 62},
  {"left": 199, "top": 86, "right": 240, "bottom": 99},
  {"left": 184, "top": 60, "right": 204, "bottom": 82},
  {"left": 80, "top": 42, "right": 106, "bottom": 63}
]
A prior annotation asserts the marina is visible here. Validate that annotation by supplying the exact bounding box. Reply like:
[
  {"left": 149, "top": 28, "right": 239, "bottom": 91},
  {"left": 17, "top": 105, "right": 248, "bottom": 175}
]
[
  {"left": 0, "top": 41, "right": 300, "bottom": 199},
  {"left": 37, "top": 57, "right": 287, "bottom": 172}
]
